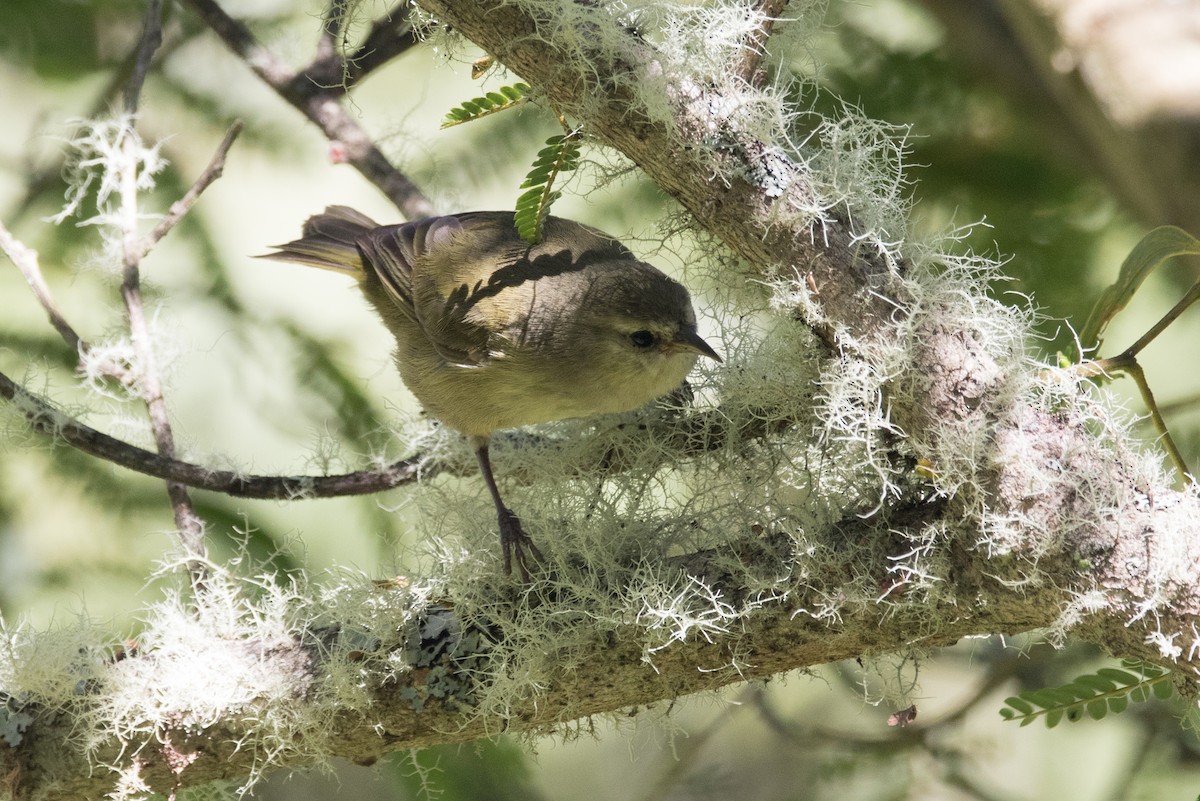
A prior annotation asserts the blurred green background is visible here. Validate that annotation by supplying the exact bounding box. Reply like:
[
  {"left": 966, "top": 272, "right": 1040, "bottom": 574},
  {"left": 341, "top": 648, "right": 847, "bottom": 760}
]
[{"left": 2, "top": 0, "right": 1199, "bottom": 798}]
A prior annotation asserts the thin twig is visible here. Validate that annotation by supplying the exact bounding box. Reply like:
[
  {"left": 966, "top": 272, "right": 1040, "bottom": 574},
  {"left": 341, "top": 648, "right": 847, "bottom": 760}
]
[
  {"left": 181, "top": 0, "right": 434, "bottom": 219},
  {"left": 1152, "top": 389, "right": 1200, "bottom": 418},
  {"left": 1123, "top": 281, "right": 1200, "bottom": 359},
  {"left": 0, "top": 367, "right": 426, "bottom": 497},
  {"left": 343, "top": 2, "right": 420, "bottom": 88},
  {"left": 1121, "top": 361, "right": 1192, "bottom": 483},
  {"left": 1072, "top": 278, "right": 1200, "bottom": 482},
  {"left": 123, "top": 0, "right": 165, "bottom": 114},
  {"left": 0, "top": 221, "right": 86, "bottom": 354},
  {"left": 738, "top": 0, "right": 787, "bottom": 87},
  {"left": 0, "top": 359, "right": 798, "bottom": 500},
  {"left": 302, "top": 0, "right": 419, "bottom": 91},
  {"left": 1077, "top": 353, "right": 1192, "bottom": 482},
  {"left": 120, "top": 3, "right": 209, "bottom": 584},
  {"left": 137, "top": 120, "right": 244, "bottom": 257},
  {"left": 119, "top": 133, "right": 209, "bottom": 577}
]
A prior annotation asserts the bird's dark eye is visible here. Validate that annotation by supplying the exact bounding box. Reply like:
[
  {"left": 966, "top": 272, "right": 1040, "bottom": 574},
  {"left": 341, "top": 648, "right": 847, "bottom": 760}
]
[{"left": 629, "top": 330, "right": 656, "bottom": 348}]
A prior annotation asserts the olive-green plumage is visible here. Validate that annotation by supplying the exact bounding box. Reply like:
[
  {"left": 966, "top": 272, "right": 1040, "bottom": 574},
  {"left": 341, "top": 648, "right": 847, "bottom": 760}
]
[{"left": 263, "top": 207, "right": 719, "bottom": 577}]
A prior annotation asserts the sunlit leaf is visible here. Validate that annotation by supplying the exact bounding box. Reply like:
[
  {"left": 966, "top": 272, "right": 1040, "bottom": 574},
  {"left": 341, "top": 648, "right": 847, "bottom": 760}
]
[{"left": 1079, "top": 226, "right": 1200, "bottom": 356}]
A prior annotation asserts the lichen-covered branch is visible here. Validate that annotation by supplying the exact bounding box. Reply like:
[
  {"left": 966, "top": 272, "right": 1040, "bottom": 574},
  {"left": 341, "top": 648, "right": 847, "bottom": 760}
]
[
  {"left": 409, "top": 0, "right": 1200, "bottom": 665},
  {"left": 4, "top": 484, "right": 1198, "bottom": 800},
  {"left": 0, "top": 517, "right": 1059, "bottom": 801}
]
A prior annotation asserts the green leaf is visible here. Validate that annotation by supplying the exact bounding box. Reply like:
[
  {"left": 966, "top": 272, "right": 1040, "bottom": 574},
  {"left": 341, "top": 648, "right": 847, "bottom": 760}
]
[
  {"left": 513, "top": 132, "right": 582, "bottom": 244},
  {"left": 1075, "top": 674, "right": 1117, "bottom": 693},
  {"left": 1096, "top": 668, "right": 1139, "bottom": 684},
  {"left": 1001, "top": 661, "right": 1176, "bottom": 729},
  {"left": 1044, "top": 687, "right": 1085, "bottom": 705},
  {"left": 441, "top": 83, "right": 531, "bottom": 128},
  {"left": 1003, "top": 696, "right": 1033, "bottom": 715},
  {"left": 1023, "top": 688, "right": 1068, "bottom": 708},
  {"left": 1079, "top": 226, "right": 1200, "bottom": 355},
  {"left": 500, "top": 83, "right": 529, "bottom": 100}
]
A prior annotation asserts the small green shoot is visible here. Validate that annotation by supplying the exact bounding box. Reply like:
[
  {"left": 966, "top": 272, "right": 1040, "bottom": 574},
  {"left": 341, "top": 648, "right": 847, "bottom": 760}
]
[
  {"left": 441, "top": 83, "right": 531, "bottom": 128},
  {"left": 1078, "top": 226, "right": 1200, "bottom": 358},
  {"left": 514, "top": 132, "right": 581, "bottom": 244},
  {"left": 1070, "top": 226, "right": 1200, "bottom": 481},
  {"left": 999, "top": 660, "right": 1174, "bottom": 728}
]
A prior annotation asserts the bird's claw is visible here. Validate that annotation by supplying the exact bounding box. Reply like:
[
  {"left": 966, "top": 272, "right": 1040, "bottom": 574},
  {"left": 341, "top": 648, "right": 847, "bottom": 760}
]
[{"left": 497, "top": 507, "right": 543, "bottom": 581}]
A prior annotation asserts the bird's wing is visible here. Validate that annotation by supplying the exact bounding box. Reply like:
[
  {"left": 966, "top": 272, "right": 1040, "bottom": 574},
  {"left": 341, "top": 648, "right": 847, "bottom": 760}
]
[
  {"left": 358, "top": 213, "right": 520, "bottom": 367},
  {"left": 361, "top": 212, "right": 631, "bottom": 368}
]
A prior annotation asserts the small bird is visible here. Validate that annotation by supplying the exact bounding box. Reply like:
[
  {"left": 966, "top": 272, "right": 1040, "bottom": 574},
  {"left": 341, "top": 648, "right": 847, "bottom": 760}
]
[{"left": 263, "top": 207, "right": 720, "bottom": 578}]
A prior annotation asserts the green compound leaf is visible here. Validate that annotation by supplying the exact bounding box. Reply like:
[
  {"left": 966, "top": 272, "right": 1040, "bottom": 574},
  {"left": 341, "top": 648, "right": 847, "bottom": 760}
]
[
  {"left": 1074, "top": 674, "right": 1117, "bottom": 693},
  {"left": 1078, "top": 226, "right": 1200, "bottom": 357},
  {"left": 1097, "top": 668, "right": 1139, "bottom": 684},
  {"left": 441, "top": 83, "right": 531, "bottom": 128},
  {"left": 999, "top": 660, "right": 1175, "bottom": 728},
  {"left": 1003, "top": 696, "right": 1033, "bottom": 715},
  {"left": 514, "top": 132, "right": 582, "bottom": 244}
]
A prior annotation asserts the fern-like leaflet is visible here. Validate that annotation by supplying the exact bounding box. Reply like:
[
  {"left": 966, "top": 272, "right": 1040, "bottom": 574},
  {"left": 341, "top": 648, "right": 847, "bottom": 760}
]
[
  {"left": 999, "top": 660, "right": 1174, "bottom": 728},
  {"left": 514, "top": 132, "right": 581, "bottom": 244},
  {"left": 441, "top": 83, "right": 531, "bottom": 128}
]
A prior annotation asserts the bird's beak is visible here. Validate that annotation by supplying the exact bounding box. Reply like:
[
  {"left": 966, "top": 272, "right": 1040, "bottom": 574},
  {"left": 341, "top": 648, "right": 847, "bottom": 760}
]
[{"left": 673, "top": 328, "right": 722, "bottom": 363}]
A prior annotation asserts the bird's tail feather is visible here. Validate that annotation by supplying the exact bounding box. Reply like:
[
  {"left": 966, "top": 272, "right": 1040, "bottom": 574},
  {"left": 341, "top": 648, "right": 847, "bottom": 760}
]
[{"left": 259, "top": 205, "right": 379, "bottom": 276}]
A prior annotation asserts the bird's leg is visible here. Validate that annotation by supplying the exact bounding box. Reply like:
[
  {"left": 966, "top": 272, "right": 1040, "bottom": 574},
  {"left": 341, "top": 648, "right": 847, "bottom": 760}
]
[{"left": 473, "top": 437, "right": 544, "bottom": 579}]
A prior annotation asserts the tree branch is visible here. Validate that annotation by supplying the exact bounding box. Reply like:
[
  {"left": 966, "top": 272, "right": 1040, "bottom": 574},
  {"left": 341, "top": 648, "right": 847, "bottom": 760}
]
[
  {"left": 180, "top": 0, "right": 434, "bottom": 219},
  {"left": 0, "top": 513, "right": 1069, "bottom": 801},
  {"left": 136, "top": 120, "right": 243, "bottom": 258},
  {"left": 0, "top": 368, "right": 425, "bottom": 499},
  {"left": 407, "top": 0, "right": 1200, "bottom": 631},
  {"left": 114, "top": 0, "right": 210, "bottom": 582},
  {"left": 0, "top": 221, "right": 85, "bottom": 354}
]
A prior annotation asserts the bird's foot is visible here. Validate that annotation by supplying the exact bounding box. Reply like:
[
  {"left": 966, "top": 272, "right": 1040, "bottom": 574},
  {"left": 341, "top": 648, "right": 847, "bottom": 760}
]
[{"left": 497, "top": 507, "right": 544, "bottom": 581}]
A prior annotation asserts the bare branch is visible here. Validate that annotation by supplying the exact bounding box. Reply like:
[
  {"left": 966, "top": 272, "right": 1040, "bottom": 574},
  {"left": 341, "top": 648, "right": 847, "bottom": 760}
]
[
  {"left": 122, "top": 0, "right": 165, "bottom": 114},
  {"left": 137, "top": 120, "right": 244, "bottom": 257},
  {"left": 115, "top": 5, "right": 213, "bottom": 580},
  {"left": 0, "top": 221, "right": 86, "bottom": 354},
  {"left": 304, "top": 0, "right": 422, "bottom": 90},
  {"left": 343, "top": 3, "right": 421, "bottom": 88},
  {"left": 0, "top": 367, "right": 425, "bottom": 498},
  {"left": 116, "top": 126, "right": 209, "bottom": 579},
  {"left": 181, "top": 0, "right": 434, "bottom": 219}
]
